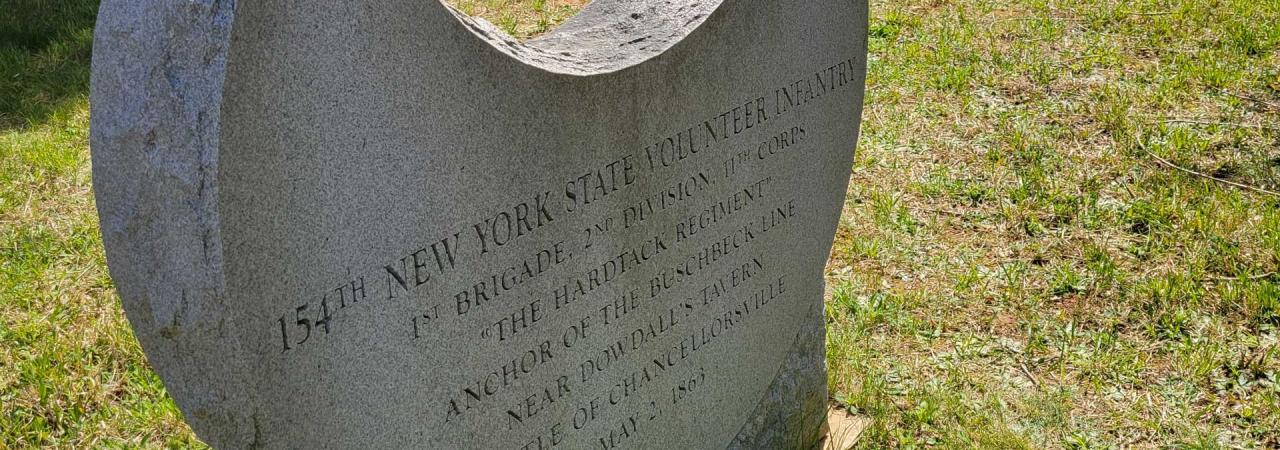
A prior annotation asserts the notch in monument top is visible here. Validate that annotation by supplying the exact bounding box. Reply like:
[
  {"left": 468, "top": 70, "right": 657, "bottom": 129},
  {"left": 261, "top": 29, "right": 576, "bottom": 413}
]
[{"left": 443, "top": 0, "right": 723, "bottom": 75}]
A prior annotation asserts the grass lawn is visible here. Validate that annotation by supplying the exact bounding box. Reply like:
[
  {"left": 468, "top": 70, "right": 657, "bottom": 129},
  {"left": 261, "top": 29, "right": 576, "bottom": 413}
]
[{"left": 2, "top": 0, "right": 1278, "bottom": 448}]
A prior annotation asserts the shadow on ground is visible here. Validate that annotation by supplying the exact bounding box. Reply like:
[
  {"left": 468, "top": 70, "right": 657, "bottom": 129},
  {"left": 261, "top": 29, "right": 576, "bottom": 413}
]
[{"left": 0, "top": 0, "right": 99, "bottom": 131}]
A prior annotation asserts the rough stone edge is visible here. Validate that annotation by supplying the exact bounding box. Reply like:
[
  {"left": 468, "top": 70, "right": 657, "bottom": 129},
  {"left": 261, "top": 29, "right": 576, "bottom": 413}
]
[
  {"left": 726, "top": 300, "right": 829, "bottom": 450},
  {"left": 89, "top": 1, "right": 255, "bottom": 447}
]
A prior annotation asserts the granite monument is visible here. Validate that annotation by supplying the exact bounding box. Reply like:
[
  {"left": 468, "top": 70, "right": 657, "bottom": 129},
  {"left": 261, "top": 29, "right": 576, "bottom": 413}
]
[{"left": 90, "top": 0, "right": 868, "bottom": 447}]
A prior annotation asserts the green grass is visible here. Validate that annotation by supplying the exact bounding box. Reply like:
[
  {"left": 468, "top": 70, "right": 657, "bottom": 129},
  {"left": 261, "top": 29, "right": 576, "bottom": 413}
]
[
  {"left": 449, "top": 0, "right": 589, "bottom": 39},
  {"left": 829, "top": 1, "right": 1280, "bottom": 447},
  {"left": 2, "top": 0, "right": 1278, "bottom": 448},
  {"left": 1, "top": 0, "right": 200, "bottom": 447}
]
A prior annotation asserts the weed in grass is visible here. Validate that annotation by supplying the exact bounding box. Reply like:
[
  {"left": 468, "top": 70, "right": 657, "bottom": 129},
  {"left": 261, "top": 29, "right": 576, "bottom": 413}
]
[{"left": 450, "top": 0, "right": 589, "bottom": 40}]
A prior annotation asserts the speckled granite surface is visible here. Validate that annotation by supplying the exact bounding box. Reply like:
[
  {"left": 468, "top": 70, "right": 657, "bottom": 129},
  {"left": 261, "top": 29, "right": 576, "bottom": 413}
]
[{"left": 91, "top": 1, "right": 866, "bottom": 447}]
